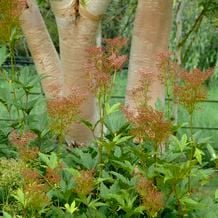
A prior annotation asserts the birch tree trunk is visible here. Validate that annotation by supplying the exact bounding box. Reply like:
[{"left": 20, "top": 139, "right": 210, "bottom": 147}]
[
  {"left": 20, "top": 0, "right": 111, "bottom": 144},
  {"left": 126, "top": 0, "right": 173, "bottom": 108}
]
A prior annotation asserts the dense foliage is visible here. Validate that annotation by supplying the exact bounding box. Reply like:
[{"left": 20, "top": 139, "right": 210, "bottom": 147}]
[
  {"left": 0, "top": 0, "right": 217, "bottom": 217},
  {"left": 0, "top": 34, "right": 218, "bottom": 217}
]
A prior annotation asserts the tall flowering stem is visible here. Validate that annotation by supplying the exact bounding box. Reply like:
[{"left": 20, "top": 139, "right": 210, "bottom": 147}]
[
  {"left": 123, "top": 72, "right": 172, "bottom": 177},
  {"left": 20, "top": 168, "right": 50, "bottom": 215},
  {"left": 0, "top": 0, "right": 27, "bottom": 124},
  {"left": 157, "top": 52, "right": 179, "bottom": 120},
  {"left": 86, "top": 37, "right": 127, "bottom": 166},
  {"left": 173, "top": 68, "right": 212, "bottom": 192},
  {"left": 174, "top": 68, "right": 212, "bottom": 143}
]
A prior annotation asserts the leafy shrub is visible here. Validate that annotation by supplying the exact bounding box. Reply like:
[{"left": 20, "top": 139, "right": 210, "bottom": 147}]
[{"left": 0, "top": 38, "right": 217, "bottom": 218}]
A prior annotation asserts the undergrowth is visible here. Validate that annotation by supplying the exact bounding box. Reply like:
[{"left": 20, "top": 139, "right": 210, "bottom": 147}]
[{"left": 0, "top": 23, "right": 217, "bottom": 217}]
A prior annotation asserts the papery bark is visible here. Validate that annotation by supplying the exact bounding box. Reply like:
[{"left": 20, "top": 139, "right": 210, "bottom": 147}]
[
  {"left": 126, "top": 0, "right": 173, "bottom": 108},
  {"left": 20, "top": 0, "right": 63, "bottom": 98}
]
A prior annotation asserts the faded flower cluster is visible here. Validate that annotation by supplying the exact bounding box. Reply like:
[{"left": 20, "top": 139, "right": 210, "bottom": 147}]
[
  {"left": 74, "top": 170, "right": 95, "bottom": 196},
  {"left": 47, "top": 87, "right": 86, "bottom": 138},
  {"left": 123, "top": 71, "right": 172, "bottom": 145},
  {"left": 86, "top": 37, "right": 127, "bottom": 96},
  {"left": 174, "top": 68, "right": 212, "bottom": 114},
  {"left": 136, "top": 175, "right": 164, "bottom": 217}
]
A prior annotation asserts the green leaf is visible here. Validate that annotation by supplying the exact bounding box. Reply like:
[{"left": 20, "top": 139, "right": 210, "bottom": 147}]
[
  {"left": 180, "top": 196, "right": 200, "bottom": 209},
  {"left": 88, "top": 198, "right": 106, "bottom": 209},
  {"left": 112, "top": 160, "right": 134, "bottom": 174},
  {"left": 110, "top": 171, "right": 132, "bottom": 185},
  {"left": 114, "top": 146, "right": 122, "bottom": 158},
  {"left": 100, "top": 182, "right": 110, "bottom": 197},
  {"left": 180, "top": 134, "right": 189, "bottom": 151},
  {"left": 80, "top": 152, "right": 96, "bottom": 169},
  {"left": 113, "top": 135, "right": 132, "bottom": 145},
  {"left": 170, "top": 134, "right": 189, "bottom": 152},
  {"left": 12, "top": 188, "right": 27, "bottom": 208},
  {"left": 100, "top": 182, "right": 120, "bottom": 198},
  {"left": 106, "top": 193, "right": 125, "bottom": 206},
  {"left": 64, "top": 201, "right": 78, "bottom": 214},
  {"left": 0, "top": 87, "right": 12, "bottom": 105},
  {"left": 66, "top": 167, "right": 80, "bottom": 177},
  {"left": 105, "top": 103, "right": 120, "bottom": 115},
  {"left": 39, "top": 152, "right": 59, "bottom": 169},
  {"left": 133, "top": 206, "right": 145, "bottom": 214},
  {"left": 3, "top": 211, "right": 12, "bottom": 218},
  {"left": 207, "top": 144, "right": 217, "bottom": 160},
  {"left": 194, "top": 148, "right": 205, "bottom": 164},
  {"left": 110, "top": 181, "right": 120, "bottom": 193}
]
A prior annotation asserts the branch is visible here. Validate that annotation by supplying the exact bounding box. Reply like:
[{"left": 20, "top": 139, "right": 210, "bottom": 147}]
[{"left": 177, "top": 7, "right": 206, "bottom": 48}]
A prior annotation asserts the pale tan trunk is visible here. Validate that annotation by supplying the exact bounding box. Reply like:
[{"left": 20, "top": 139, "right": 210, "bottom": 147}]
[
  {"left": 126, "top": 0, "right": 173, "bottom": 108},
  {"left": 20, "top": 0, "right": 63, "bottom": 98}
]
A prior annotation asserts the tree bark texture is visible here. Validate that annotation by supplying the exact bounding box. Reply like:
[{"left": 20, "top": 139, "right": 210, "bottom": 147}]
[
  {"left": 20, "top": 0, "right": 63, "bottom": 98},
  {"left": 20, "top": 0, "right": 111, "bottom": 144},
  {"left": 126, "top": 0, "right": 173, "bottom": 108}
]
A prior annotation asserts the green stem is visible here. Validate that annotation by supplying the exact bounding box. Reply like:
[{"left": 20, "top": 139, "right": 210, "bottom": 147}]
[
  {"left": 189, "top": 112, "right": 196, "bottom": 160},
  {"left": 112, "top": 71, "right": 117, "bottom": 86},
  {"left": 153, "top": 143, "right": 158, "bottom": 185},
  {"left": 8, "top": 42, "right": 21, "bottom": 120},
  {"left": 189, "top": 113, "right": 193, "bottom": 142},
  {"left": 56, "top": 119, "right": 64, "bottom": 156},
  {"left": 188, "top": 112, "right": 194, "bottom": 193},
  {"left": 173, "top": 184, "right": 182, "bottom": 218},
  {"left": 166, "top": 82, "right": 171, "bottom": 120},
  {"left": 97, "top": 92, "right": 104, "bottom": 175},
  {"left": 23, "top": 91, "right": 29, "bottom": 126},
  {"left": 154, "top": 144, "right": 158, "bottom": 166},
  {"left": 9, "top": 42, "right": 15, "bottom": 81}
]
